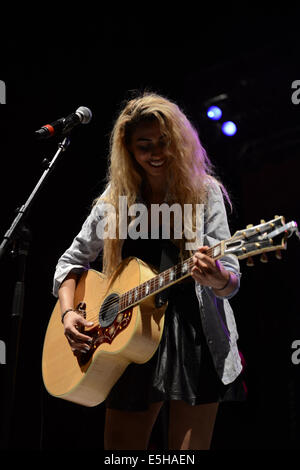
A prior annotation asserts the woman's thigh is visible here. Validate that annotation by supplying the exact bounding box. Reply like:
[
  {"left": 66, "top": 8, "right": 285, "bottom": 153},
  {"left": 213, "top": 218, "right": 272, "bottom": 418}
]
[
  {"left": 104, "top": 401, "right": 164, "bottom": 450},
  {"left": 168, "top": 400, "right": 219, "bottom": 450}
]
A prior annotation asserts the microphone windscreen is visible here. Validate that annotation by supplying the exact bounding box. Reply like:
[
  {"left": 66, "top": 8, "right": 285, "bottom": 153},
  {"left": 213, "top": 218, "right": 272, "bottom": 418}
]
[{"left": 76, "top": 106, "right": 92, "bottom": 124}]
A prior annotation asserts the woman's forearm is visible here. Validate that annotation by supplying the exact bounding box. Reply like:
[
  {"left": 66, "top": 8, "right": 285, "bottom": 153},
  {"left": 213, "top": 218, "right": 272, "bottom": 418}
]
[{"left": 58, "top": 272, "right": 79, "bottom": 314}]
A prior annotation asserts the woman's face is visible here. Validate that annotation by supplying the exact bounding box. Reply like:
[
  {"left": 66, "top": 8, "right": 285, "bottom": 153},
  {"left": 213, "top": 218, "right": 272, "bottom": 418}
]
[{"left": 129, "top": 119, "right": 169, "bottom": 184}]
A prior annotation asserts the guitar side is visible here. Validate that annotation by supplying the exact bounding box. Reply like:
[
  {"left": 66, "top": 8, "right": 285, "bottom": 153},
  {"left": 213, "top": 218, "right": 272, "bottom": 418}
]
[
  {"left": 42, "top": 216, "right": 298, "bottom": 406},
  {"left": 42, "top": 258, "right": 166, "bottom": 407}
]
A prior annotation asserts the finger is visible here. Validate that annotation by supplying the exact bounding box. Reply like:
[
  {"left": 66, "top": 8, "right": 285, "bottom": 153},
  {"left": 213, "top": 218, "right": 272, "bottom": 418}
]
[
  {"left": 195, "top": 247, "right": 216, "bottom": 266},
  {"left": 193, "top": 254, "right": 205, "bottom": 266},
  {"left": 191, "top": 266, "right": 204, "bottom": 278},
  {"left": 196, "top": 246, "right": 210, "bottom": 254},
  {"left": 63, "top": 311, "right": 94, "bottom": 328},
  {"left": 71, "top": 339, "right": 91, "bottom": 351},
  {"left": 66, "top": 335, "right": 92, "bottom": 352},
  {"left": 194, "top": 250, "right": 214, "bottom": 262},
  {"left": 194, "top": 252, "right": 217, "bottom": 272},
  {"left": 65, "top": 327, "right": 93, "bottom": 344},
  {"left": 77, "top": 317, "right": 94, "bottom": 328},
  {"left": 199, "top": 261, "right": 209, "bottom": 271},
  {"left": 193, "top": 252, "right": 210, "bottom": 265},
  {"left": 71, "top": 343, "right": 91, "bottom": 353},
  {"left": 193, "top": 255, "right": 210, "bottom": 273},
  {"left": 67, "top": 319, "right": 93, "bottom": 335}
]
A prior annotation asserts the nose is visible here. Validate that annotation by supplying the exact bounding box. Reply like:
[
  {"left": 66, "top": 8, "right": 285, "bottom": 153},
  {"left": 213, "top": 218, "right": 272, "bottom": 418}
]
[{"left": 151, "top": 142, "right": 165, "bottom": 158}]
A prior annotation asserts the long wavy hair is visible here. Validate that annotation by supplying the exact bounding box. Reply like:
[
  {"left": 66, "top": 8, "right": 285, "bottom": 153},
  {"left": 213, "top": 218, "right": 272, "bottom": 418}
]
[{"left": 95, "top": 92, "right": 230, "bottom": 275}]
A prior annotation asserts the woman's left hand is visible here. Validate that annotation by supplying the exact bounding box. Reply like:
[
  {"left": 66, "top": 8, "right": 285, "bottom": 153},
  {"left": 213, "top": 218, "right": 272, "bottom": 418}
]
[{"left": 191, "top": 246, "right": 230, "bottom": 290}]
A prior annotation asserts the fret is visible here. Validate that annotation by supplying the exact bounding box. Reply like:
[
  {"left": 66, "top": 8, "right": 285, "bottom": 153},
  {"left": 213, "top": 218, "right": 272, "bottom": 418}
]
[
  {"left": 212, "top": 243, "right": 221, "bottom": 258},
  {"left": 107, "top": 216, "right": 298, "bottom": 315},
  {"left": 181, "top": 262, "right": 188, "bottom": 274},
  {"left": 120, "top": 254, "right": 195, "bottom": 311}
]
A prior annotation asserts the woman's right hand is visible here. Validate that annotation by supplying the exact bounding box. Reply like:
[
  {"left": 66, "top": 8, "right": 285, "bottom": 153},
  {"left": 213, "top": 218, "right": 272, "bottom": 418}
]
[{"left": 63, "top": 310, "right": 94, "bottom": 354}]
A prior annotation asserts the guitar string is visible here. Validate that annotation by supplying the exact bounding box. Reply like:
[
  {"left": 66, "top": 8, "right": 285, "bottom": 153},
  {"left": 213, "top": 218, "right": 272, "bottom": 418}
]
[
  {"left": 68, "top": 223, "right": 278, "bottom": 323},
  {"left": 72, "top": 223, "right": 277, "bottom": 322},
  {"left": 79, "top": 259, "right": 195, "bottom": 325},
  {"left": 88, "top": 256, "right": 198, "bottom": 323},
  {"left": 81, "top": 250, "right": 216, "bottom": 325},
  {"left": 93, "top": 245, "right": 215, "bottom": 314},
  {"left": 80, "top": 233, "right": 278, "bottom": 325},
  {"left": 81, "top": 247, "right": 217, "bottom": 324},
  {"left": 66, "top": 226, "right": 280, "bottom": 326}
]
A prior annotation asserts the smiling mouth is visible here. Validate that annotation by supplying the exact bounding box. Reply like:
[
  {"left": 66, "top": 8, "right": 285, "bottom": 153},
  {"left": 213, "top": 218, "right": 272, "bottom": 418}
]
[{"left": 149, "top": 160, "right": 165, "bottom": 167}]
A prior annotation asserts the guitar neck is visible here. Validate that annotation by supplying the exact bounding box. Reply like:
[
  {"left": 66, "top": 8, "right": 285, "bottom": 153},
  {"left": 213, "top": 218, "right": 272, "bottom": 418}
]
[{"left": 119, "top": 240, "right": 225, "bottom": 311}]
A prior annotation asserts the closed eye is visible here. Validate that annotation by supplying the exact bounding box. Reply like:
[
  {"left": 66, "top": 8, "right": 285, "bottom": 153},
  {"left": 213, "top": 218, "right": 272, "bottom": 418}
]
[{"left": 138, "top": 145, "right": 151, "bottom": 151}]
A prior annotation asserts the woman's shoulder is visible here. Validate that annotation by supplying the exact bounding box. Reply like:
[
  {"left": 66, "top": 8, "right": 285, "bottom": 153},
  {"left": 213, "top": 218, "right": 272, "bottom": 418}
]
[
  {"left": 203, "top": 176, "right": 232, "bottom": 225},
  {"left": 204, "top": 176, "right": 223, "bottom": 200}
]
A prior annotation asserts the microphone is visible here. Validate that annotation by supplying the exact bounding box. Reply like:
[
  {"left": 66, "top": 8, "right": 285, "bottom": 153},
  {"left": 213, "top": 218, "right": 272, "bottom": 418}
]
[{"left": 35, "top": 106, "right": 92, "bottom": 139}]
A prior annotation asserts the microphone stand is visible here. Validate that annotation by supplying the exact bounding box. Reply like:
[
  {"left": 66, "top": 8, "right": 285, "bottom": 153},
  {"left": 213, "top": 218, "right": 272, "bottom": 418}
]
[{"left": 0, "top": 136, "right": 71, "bottom": 449}]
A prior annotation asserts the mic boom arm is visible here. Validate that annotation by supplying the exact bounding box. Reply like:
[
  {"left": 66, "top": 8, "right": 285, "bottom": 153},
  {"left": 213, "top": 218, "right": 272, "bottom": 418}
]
[{"left": 35, "top": 106, "right": 92, "bottom": 139}]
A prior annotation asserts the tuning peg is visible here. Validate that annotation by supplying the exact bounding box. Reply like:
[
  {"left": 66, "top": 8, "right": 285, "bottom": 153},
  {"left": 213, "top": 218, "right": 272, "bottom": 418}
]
[
  {"left": 260, "top": 219, "right": 265, "bottom": 224},
  {"left": 275, "top": 249, "right": 282, "bottom": 260},
  {"left": 260, "top": 253, "right": 268, "bottom": 263},
  {"left": 246, "top": 224, "right": 253, "bottom": 229},
  {"left": 246, "top": 256, "right": 254, "bottom": 267},
  {"left": 274, "top": 215, "right": 280, "bottom": 219}
]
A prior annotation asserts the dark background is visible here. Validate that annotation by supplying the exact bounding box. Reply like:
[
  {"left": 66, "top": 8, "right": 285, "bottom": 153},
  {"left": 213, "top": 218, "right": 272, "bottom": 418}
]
[{"left": 0, "top": 13, "right": 300, "bottom": 450}]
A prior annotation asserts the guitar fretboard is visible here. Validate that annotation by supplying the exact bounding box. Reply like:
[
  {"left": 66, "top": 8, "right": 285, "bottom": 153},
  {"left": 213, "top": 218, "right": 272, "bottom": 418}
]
[{"left": 119, "top": 242, "right": 223, "bottom": 311}]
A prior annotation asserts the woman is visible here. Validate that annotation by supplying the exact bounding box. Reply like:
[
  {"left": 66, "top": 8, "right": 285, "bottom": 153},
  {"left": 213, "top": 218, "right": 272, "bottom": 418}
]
[{"left": 53, "top": 92, "right": 243, "bottom": 450}]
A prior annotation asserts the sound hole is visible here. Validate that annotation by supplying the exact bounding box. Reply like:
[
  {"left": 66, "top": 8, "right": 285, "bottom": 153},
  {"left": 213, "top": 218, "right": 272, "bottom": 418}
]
[{"left": 99, "top": 293, "right": 120, "bottom": 327}]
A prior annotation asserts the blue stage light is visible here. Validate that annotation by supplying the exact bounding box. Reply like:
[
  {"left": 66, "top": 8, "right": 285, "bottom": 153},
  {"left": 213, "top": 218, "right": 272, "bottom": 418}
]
[
  {"left": 221, "top": 121, "right": 237, "bottom": 136},
  {"left": 207, "top": 106, "right": 222, "bottom": 120}
]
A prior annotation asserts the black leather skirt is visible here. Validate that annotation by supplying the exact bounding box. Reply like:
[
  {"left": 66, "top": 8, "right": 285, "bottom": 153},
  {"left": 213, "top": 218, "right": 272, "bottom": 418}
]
[{"left": 105, "top": 278, "right": 245, "bottom": 411}]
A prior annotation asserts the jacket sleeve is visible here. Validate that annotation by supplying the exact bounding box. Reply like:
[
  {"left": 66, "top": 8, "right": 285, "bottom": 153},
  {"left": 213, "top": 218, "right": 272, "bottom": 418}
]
[
  {"left": 203, "top": 182, "right": 241, "bottom": 299},
  {"left": 52, "top": 203, "right": 105, "bottom": 297}
]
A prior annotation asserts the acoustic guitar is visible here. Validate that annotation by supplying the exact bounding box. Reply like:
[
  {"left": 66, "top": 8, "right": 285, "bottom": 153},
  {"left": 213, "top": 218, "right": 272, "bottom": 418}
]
[{"left": 42, "top": 216, "right": 298, "bottom": 407}]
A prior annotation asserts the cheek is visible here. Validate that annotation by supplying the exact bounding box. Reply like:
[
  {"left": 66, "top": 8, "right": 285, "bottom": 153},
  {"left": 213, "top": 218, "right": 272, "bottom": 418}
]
[
  {"left": 133, "top": 150, "right": 149, "bottom": 166},
  {"left": 127, "top": 145, "right": 142, "bottom": 164}
]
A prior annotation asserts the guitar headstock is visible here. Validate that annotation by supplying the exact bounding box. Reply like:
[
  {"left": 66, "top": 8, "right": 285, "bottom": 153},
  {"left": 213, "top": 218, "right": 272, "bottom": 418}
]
[{"left": 224, "top": 216, "right": 299, "bottom": 264}]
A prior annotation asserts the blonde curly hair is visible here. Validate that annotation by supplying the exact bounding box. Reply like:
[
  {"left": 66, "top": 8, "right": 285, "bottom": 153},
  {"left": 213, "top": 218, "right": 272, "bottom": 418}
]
[{"left": 95, "top": 92, "right": 229, "bottom": 275}]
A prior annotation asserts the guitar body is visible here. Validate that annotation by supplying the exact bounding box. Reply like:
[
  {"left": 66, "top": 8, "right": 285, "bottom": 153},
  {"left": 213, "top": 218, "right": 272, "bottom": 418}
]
[
  {"left": 42, "top": 215, "right": 298, "bottom": 407},
  {"left": 42, "top": 257, "right": 166, "bottom": 407}
]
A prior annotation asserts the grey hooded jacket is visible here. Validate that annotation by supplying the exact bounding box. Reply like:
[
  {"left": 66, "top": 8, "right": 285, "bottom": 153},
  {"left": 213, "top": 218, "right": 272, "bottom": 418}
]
[{"left": 53, "top": 183, "right": 243, "bottom": 385}]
